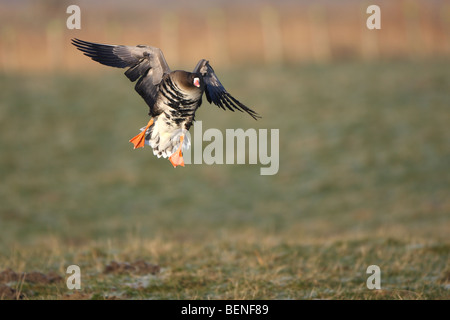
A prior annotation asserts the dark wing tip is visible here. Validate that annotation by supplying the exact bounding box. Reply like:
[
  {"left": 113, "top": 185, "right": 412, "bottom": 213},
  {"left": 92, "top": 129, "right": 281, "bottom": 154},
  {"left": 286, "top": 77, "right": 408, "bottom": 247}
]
[
  {"left": 207, "top": 85, "right": 261, "bottom": 120},
  {"left": 71, "top": 38, "right": 129, "bottom": 68},
  {"left": 199, "top": 60, "right": 261, "bottom": 120}
]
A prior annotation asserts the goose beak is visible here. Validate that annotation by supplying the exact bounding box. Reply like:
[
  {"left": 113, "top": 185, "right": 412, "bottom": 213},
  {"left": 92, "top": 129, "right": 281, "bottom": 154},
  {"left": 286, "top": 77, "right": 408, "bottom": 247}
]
[{"left": 193, "top": 77, "right": 200, "bottom": 88}]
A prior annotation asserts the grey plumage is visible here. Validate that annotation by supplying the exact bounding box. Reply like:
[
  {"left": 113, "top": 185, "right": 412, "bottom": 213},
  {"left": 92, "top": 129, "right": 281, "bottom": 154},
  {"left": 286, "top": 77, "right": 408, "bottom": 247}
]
[{"left": 72, "top": 38, "right": 169, "bottom": 108}]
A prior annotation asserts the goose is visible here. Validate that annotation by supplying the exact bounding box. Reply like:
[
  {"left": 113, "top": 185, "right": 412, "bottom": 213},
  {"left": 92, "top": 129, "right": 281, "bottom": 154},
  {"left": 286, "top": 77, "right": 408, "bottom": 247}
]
[{"left": 72, "top": 38, "right": 260, "bottom": 167}]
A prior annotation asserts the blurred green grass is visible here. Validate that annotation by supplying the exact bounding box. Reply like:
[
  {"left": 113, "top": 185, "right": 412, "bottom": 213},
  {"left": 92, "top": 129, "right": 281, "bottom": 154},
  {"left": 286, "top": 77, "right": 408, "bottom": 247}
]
[{"left": 0, "top": 60, "right": 449, "bottom": 299}]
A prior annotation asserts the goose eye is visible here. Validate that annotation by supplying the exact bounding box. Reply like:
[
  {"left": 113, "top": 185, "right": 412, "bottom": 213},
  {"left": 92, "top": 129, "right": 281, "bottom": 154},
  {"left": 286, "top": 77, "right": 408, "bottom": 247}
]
[{"left": 193, "top": 77, "right": 200, "bottom": 88}]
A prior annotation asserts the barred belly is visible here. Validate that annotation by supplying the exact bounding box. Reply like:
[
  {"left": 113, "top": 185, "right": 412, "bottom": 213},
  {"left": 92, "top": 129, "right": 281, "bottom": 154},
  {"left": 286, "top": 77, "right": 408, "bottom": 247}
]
[{"left": 144, "top": 76, "right": 201, "bottom": 158}]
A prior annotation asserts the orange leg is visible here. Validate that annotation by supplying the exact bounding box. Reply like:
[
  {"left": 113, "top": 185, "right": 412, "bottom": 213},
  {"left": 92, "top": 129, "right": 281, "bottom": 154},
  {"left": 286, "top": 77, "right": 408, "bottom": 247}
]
[
  {"left": 129, "top": 118, "right": 154, "bottom": 149},
  {"left": 169, "top": 135, "right": 185, "bottom": 168}
]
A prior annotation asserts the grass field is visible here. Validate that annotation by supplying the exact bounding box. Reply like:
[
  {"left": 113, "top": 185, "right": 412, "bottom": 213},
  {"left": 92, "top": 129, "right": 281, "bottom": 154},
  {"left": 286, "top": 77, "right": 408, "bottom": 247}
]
[{"left": 0, "top": 60, "right": 449, "bottom": 299}]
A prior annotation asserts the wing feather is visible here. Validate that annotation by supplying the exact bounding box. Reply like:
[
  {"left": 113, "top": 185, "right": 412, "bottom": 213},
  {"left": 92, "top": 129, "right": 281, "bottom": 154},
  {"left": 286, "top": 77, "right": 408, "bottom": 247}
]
[
  {"left": 193, "top": 59, "right": 260, "bottom": 120},
  {"left": 72, "top": 38, "right": 171, "bottom": 109}
]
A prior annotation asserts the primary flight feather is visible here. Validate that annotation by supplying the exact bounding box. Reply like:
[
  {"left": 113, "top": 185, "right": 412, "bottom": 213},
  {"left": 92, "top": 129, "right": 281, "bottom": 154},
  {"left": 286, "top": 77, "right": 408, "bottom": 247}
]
[{"left": 72, "top": 38, "right": 260, "bottom": 167}]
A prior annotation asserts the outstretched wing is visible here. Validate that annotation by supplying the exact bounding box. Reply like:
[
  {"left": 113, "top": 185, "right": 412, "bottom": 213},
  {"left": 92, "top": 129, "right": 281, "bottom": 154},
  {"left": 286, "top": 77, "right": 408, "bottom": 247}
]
[
  {"left": 71, "top": 38, "right": 171, "bottom": 109},
  {"left": 193, "top": 59, "right": 260, "bottom": 120}
]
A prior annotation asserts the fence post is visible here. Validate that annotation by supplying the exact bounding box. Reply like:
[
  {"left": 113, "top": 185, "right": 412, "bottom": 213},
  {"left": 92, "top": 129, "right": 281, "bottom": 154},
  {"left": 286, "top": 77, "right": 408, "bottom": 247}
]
[
  {"left": 403, "top": 0, "right": 427, "bottom": 59},
  {"left": 441, "top": 2, "right": 450, "bottom": 55},
  {"left": 360, "top": 1, "right": 380, "bottom": 60},
  {"left": 160, "top": 10, "right": 179, "bottom": 66},
  {"left": 46, "top": 18, "right": 64, "bottom": 71},
  {"left": 207, "top": 8, "right": 230, "bottom": 66},
  {"left": 0, "top": 26, "right": 18, "bottom": 72},
  {"left": 260, "top": 5, "right": 283, "bottom": 65},
  {"left": 308, "top": 4, "right": 331, "bottom": 63}
]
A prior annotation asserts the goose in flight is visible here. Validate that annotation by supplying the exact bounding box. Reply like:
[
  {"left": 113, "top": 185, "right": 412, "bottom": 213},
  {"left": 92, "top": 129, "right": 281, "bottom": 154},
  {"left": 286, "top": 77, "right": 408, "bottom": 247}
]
[{"left": 72, "top": 38, "right": 260, "bottom": 167}]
